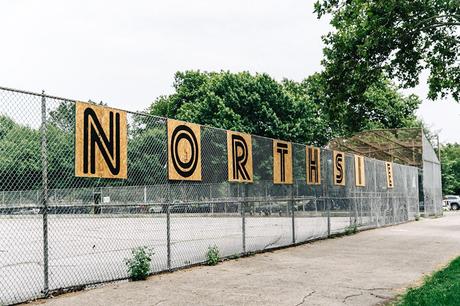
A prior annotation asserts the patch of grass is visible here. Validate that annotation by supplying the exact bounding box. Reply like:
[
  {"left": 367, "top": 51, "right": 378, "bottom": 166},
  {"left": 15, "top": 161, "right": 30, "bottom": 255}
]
[
  {"left": 124, "top": 246, "right": 153, "bottom": 281},
  {"left": 206, "top": 245, "right": 220, "bottom": 266},
  {"left": 344, "top": 223, "right": 358, "bottom": 235},
  {"left": 397, "top": 256, "right": 460, "bottom": 306},
  {"left": 227, "top": 253, "right": 241, "bottom": 260}
]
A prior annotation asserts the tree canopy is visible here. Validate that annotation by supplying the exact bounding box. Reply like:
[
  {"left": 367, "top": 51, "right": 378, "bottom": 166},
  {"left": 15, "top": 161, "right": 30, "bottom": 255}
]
[
  {"left": 148, "top": 70, "right": 421, "bottom": 143},
  {"left": 440, "top": 143, "right": 460, "bottom": 195},
  {"left": 314, "top": 0, "right": 460, "bottom": 113}
]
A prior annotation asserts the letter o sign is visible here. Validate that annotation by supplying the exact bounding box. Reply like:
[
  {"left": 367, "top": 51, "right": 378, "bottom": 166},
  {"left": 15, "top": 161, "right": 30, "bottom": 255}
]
[{"left": 167, "top": 119, "right": 202, "bottom": 181}]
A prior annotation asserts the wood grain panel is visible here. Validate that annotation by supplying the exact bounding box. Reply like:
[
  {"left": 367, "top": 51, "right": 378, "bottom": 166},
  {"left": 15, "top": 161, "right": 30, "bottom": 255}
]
[
  {"left": 354, "top": 155, "right": 366, "bottom": 187},
  {"left": 227, "top": 131, "right": 253, "bottom": 183},
  {"left": 167, "top": 119, "right": 202, "bottom": 181},
  {"left": 75, "top": 102, "right": 127, "bottom": 179},
  {"left": 306, "top": 146, "right": 321, "bottom": 185},
  {"left": 333, "top": 150, "right": 346, "bottom": 186},
  {"left": 386, "top": 162, "right": 394, "bottom": 188},
  {"left": 273, "top": 140, "right": 293, "bottom": 184}
]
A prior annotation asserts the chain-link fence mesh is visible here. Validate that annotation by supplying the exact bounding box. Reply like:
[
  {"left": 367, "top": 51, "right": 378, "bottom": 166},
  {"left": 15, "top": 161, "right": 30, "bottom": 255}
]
[
  {"left": 421, "top": 134, "right": 443, "bottom": 216},
  {"left": 329, "top": 128, "right": 443, "bottom": 217},
  {"left": 0, "top": 86, "right": 419, "bottom": 305}
]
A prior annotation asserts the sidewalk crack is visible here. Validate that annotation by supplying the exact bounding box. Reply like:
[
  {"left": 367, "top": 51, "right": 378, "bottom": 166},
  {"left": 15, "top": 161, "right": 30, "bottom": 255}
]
[
  {"left": 294, "top": 290, "right": 316, "bottom": 306},
  {"left": 342, "top": 292, "right": 363, "bottom": 303}
]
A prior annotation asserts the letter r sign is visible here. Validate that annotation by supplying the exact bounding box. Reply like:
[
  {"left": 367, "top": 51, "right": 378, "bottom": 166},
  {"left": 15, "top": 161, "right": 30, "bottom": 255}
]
[{"left": 227, "top": 131, "right": 253, "bottom": 183}]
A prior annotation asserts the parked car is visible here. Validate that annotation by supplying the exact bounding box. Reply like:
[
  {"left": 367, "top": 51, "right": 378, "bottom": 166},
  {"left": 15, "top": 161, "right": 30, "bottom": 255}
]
[
  {"left": 12, "top": 208, "right": 40, "bottom": 215},
  {"left": 444, "top": 195, "right": 460, "bottom": 210},
  {"left": 148, "top": 205, "right": 163, "bottom": 214},
  {"left": 443, "top": 200, "right": 450, "bottom": 211}
]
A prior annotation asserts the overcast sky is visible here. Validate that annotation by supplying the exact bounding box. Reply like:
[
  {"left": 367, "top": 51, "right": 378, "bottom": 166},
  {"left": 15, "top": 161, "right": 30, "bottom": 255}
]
[{"left": 0, "top": 0, "right": 459, "bottom": 143}]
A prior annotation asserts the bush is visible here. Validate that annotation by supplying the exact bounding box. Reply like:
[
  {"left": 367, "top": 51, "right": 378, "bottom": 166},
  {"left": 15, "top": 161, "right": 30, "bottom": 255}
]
[
  {"left": 125, "top": 246, "right": 154, "bottom": 281},
  {"left": 344, "top": 224, "right": 358, "bottom": 235},
  {"left": 206, "top": 245, "right": 220, "bottom": 266}
]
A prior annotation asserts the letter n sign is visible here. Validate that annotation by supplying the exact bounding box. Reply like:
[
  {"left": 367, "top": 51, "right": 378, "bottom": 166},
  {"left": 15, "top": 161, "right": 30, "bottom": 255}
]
[
  {"left": 75, "top": 102, "right": 128, "bottom": 179},
  {"left": 273, "top": 140, "right": 293, "bottom": 184},
  {"left": 227, "top": 131, "right": 253, "bottom": 183},
  {"left": 333, "top": 151, "right": 346, "bottom": 186},
  {"left": 167, "top": 119, "right": 202, "bottom": 181},
  {"left": 385, "top": 162, "right": 394, "bottom": 188}
]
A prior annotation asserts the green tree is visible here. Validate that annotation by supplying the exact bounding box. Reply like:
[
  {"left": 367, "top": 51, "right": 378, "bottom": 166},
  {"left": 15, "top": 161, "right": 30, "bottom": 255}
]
[
  {"left": 440, "top": 143, "right": 460, "bottom": 195},
  {"left": 306, "top": 73, "right": 421, "bottom": 135},
  {"left": 48, "top": 101, "right": 75, "bottom": 133},
  {"left": 149, "top": 70, "right": 421, "bottom": 142},
  {"left": 0, "top": 117, "right": 41, "bottom": 190},
  {"left": 149, "top": 71, "right": 333, "bottom": 145},
  {"left": 314, "top": 0, "right": 459, "bottom": 132},
  {"left": 359, "top": 79, "right": 421, "bottom": 130},
  {"left": 0, "top": 114, "right": 81, "bottom": 191}
]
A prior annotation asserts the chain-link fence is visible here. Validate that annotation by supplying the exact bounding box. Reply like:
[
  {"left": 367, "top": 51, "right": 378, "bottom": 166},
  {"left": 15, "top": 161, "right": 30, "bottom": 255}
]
[
  {"left": 329, "top": 128, "right": 443, "bottom": 217},
  {"left": 0, "top": 86, "right": 419, "bottom": 305},
  {"left": 421, "top": 133, "right": 443, "bottom": 216}
]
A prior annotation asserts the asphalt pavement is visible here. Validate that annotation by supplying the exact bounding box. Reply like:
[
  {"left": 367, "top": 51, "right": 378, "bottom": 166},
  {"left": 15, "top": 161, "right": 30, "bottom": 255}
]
[{"left": 33, "top": 212, "right": 460, "bottom": 306}]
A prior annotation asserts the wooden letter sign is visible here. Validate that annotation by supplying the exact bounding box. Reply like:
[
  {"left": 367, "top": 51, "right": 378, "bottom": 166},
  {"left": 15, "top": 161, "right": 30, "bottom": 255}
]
[
  {"left": 167, "top": 119, "right": 202, "bottom": 181},
  {"left": 75, "top": 102, "right": 128, "bottom": 179},
  {"left": 354, "top": 155, "right": 366, "bottom": 187},
  {"left": 273, "top": 140, "right": 293, "bottom": 184},
  {"left": 386, "top": 162, "right": 394, "bottom": 188},
  {"left": 306, "top": 146, "right": 321, "bottom": 185},
  {"left": 227, "top": 131, "right": 253, "bottom": 183},
  {"left": 333, "top": 151, "right": 346, "bottom": 186}
]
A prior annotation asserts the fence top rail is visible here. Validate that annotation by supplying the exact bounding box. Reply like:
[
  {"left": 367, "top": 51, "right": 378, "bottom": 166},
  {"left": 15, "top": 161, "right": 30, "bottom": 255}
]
[{"left": 0, "top": 84, "right": 421, "bottom": 170}]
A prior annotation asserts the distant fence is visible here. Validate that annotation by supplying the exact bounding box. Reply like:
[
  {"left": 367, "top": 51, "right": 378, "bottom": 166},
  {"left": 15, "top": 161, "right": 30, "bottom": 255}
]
[
  {"left": 421, "top": 135, "right": 443, "bottom": 216},
  {"left": 0, "top": 86, "right": 419, "bottom": 305}
]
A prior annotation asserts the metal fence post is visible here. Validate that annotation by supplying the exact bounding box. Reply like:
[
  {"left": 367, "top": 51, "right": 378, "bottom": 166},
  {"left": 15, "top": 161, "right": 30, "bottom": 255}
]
[
  {"left": 392, "top": 193, "right": 396, "bottom": 224},
  {"left": 210, "top": 184, "right": 214, "bottom": 214},
  {"left": 291, "top": 184, "right": 295, "bottom": 244},
  {"left": 374, "top": 162, "right": 378, "bottom": 226},
  {"left": 354, "top": 194, "right": 359, "bottom": 226},
  {"left": 323, "top": 150, "right": 331, "bottom": 237},
  {"left": 40, "top": 91, "right": 49, "bottom": 297},
  {"left": 242, "top": 183, "right": 246, "bottom": 254},
  {"left": 327, "top": 199, "right": 331, "bottom": 236},
  {"left": 166, "top": 184, "right": 171, "bottom": 270}
]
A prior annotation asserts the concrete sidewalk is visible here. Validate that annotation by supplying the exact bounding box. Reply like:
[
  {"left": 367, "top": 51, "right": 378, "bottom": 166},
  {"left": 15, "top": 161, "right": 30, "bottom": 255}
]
[{"left": 34, "top": 212, "right": 460, "bottom": 306}]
